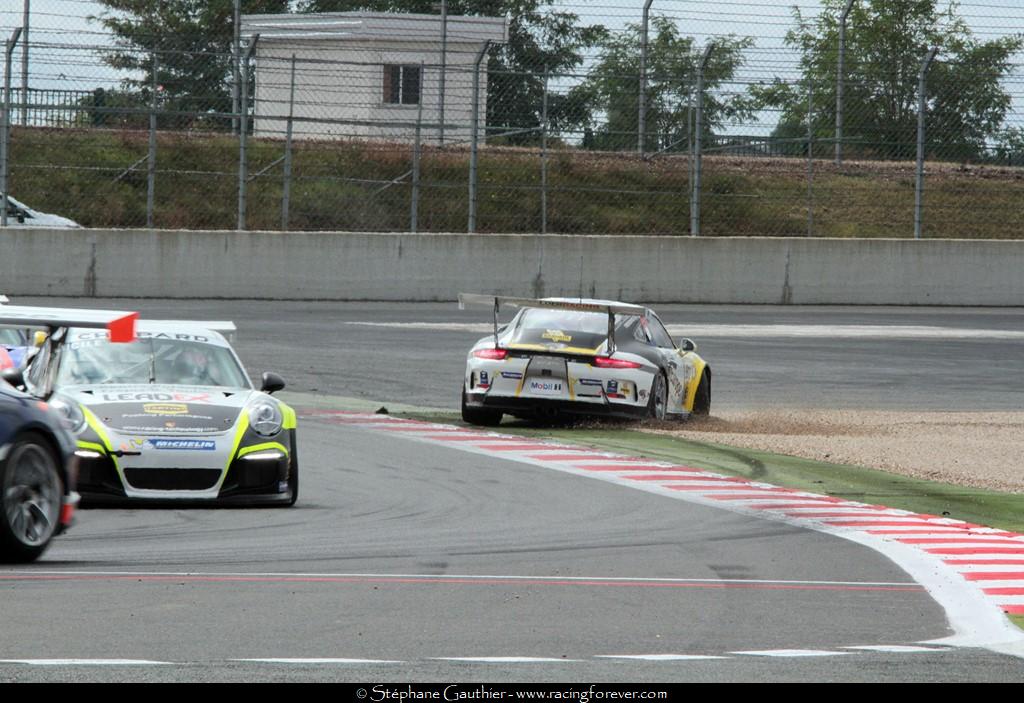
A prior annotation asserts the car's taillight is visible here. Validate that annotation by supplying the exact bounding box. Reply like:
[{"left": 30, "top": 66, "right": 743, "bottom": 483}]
[
  {"left": 473, "top": 348, "right": 508, "bottom": 360},
  {"left": 592, "top": 356, "right": 641, "bottom": 369}
]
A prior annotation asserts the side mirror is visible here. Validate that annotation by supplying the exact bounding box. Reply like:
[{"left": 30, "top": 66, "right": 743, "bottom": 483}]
[
  {"left": 2, "top": 367, "right": 26, "bottom": 390},
  {"left": 677, "top": 338, "right": 696, "bottom": 352},
  {"left": 260, "top": 371, "right": 286, "bottom": 394}
]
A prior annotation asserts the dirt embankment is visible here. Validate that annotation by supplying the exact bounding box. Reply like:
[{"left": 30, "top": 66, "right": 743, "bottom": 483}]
[{"left": 646, "top": 410, "right": 1024, "bottom": 493}]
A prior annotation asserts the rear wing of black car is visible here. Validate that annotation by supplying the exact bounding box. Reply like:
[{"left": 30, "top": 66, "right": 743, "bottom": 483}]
[{"left": 458, "top": 293, "right": 644, "bottom": 355}]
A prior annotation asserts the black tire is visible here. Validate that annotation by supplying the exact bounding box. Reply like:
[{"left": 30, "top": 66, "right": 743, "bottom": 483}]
[
  {"left": 461, "top": 386, "right": 503, "bottom": 426},
  {"left": 286, "top": 429, "right": 299, "bottom": 507},
  {"left": 692, "top": 371, "right": 711, "bottom": 416},
  {"left": 647, "top": 373, "right": 668, "bottom": 421},
  {"left": 0, "top": 433, "right": 63, "bottom": 563}
]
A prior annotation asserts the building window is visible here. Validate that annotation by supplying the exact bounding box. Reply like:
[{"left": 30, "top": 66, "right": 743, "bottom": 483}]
[{"left": 383, "top": 64, "right": 421, "bottom": 105}]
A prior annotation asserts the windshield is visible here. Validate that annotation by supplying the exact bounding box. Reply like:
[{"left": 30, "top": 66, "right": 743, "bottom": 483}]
[
  {"left": 57, "top": 336, "right": 249, "bottom": 388},
  {"left": 508, "top": 309, "right": 639, "bottom": 350}
]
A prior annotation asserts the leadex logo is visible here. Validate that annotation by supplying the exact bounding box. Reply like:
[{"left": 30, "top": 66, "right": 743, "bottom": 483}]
[{"left": 148, "top": 439, "right": 216, "bottom": 451}]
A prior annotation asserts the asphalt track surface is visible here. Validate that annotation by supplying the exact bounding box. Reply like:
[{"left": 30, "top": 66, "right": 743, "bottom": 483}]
[
  {"left": 17, "top": 298, "right": 1024, "bottom": 412},
  {"left": 1, "top": 299, "right": 1022, "bottom": 682}
]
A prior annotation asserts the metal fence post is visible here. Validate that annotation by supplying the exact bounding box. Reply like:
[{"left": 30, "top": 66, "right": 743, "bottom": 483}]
[
  {"left": 237, "top": 34, "right": 258, "bottom": 232},
  {"left": 20, "top": 0, "right": 28, "bottom": 126},
  {"left": 1, "top": 28, "right": 23, "bottom": 228},
  {"left": 835, "top": 0, "right": 855, "bottom": 165},
  {"left": 232, "top": 0, "right": 240, "bottom": 135},
  {"left": 411, "top": 62, "right": 423, "bottom": 233},
  {"left": 282, "top": 54, "right": 296, "bottom": 231},
  {"left": 439, "top": 0, "right": 447, "bottom": 145},
  {"left": 806, "top": 79, "right": 814, "bottom": 237},
  {"left": 147, "top": 51, "right": 157, "bottom": 229},
  {"left": 914, "top": 47, "right": 938, "bottom": 240},
  {"left": 637, "top": 0, "right": 653, "bottom": 155},
  {"left": 690, "top": 42, "right": 713, "bottom": 237},
  {"left": 468, "top": 39, "right": 491, "bottom": 234},
  {"left": 541, "top": 65, "right": 549, "bottom": 234}
]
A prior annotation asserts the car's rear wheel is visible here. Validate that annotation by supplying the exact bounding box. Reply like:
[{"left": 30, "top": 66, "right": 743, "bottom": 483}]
[
  {"left": 693, "top": 371, "right": 711, "bottom": 416},
  {"left": 461, "top": 386, "right": 503, "bottom": 426},
  {"left": 647, "top": 373, "right": 668, "bottom": 421},
  {"left": 0, "top": 433, "right": 63, "bottom": 563}
]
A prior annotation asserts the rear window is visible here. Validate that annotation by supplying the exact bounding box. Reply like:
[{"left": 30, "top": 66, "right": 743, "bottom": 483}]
[{"left": 508, "top": 309, "right": 639, "bottom": 350}]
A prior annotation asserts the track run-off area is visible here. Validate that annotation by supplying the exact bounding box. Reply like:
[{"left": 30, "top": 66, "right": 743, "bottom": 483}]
[{"left": 1, "top": 299, "right": 1022, "bottom": 682}]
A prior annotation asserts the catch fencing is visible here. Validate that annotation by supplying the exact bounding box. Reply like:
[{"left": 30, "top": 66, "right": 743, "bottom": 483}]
[{"left": 1, "top": 4, "right": 1023, "bottom": 237}]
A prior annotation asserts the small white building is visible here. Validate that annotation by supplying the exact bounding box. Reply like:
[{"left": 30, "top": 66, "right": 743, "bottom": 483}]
[{"left": 240, "top": 12, "right": 508, "bottom": 144}]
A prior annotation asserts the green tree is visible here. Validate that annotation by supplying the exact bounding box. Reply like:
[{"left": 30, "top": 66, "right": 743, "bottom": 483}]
[
  {"left": 93, "top": 0, "right": 289, "bottom": 126},
  {"left": 300, "top": 0, "right": 606, "bottom": 143},
  {"left": 566, "top": 17, "right": 756, "bottom": 152},
  {"left": 753, "top": 0, "right": 1023, "bottom": 161}
]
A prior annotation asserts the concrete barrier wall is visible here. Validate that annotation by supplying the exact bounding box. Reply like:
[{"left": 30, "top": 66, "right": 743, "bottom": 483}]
[{"left": 2, "top": 229, "right": 1022, "bottom": 305}]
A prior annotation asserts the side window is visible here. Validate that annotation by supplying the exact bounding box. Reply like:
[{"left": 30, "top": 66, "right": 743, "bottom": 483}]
[
  {"left": 631, "top": 316, "right": 651, "bottom": 344},
  {"left": 647, "top": 314, "right": 675, "bottom": 349}
]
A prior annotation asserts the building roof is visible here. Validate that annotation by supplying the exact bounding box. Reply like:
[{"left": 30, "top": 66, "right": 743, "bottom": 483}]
[{"left": 240, "top": 11, "right": 508, "bottom": 45}]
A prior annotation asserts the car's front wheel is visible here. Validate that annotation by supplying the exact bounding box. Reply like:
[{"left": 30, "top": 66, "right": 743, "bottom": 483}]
[
  {"left": 0, "top": 433, "right": 63, "bottom": 563},
  {"left": 692, "top": 371, "right": 711, "bottom": 416},
  {"left": 461, "top": 386, "right": 503, "bottom": 426}
]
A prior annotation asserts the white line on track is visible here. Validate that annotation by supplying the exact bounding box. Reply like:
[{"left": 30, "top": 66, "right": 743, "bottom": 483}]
[
  {"left": 0, "top": 659, "right": 172, "bottom": 666},
  {"left": 342, "top": 321, "right": 1024, "bottom": 340},
  {"left": 594, "top": 654, "right": 728, "bottom": 661},
  {"left": 0, "top": 569, "right": 917, "bottom": 587},
  {"left": 731, "top": 650, "right": 849, "bottom": 657},
  {"left": 842, "top": 646, "right": 951, "bottom": 653},
  {"left": 433, "top": 657, "right": 579, "bottom": 663},
  {"left": 232, "top": 658, "right": 404, "bottom": 664}
]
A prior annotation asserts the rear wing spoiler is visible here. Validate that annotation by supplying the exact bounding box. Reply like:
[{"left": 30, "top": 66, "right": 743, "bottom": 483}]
[
  {"left": 458, "top": 293, "right": 644, "bottom": 355},
  {"left": 0, "top": 305, "right": 138, "bottom": 342}
]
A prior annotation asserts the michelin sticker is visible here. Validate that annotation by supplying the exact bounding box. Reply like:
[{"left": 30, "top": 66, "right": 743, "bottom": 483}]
[{"left": 147, "top": 439, "right": 216, "bottom": 451}]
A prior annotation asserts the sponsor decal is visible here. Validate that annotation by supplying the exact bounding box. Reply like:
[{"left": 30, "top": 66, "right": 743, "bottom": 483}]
[
  {"left": 143, "top": 403, "right": 188, "bottom": 415},
  {"left": 101, "top": 392, "right": 211, "bottom": 403},
  {"left": 479, "top": 371, "right": 489, "bottom": 386},
  {"left": 528, "top": 379, "right": 563, "bottom": 394},
  {"left": 501, "top": 372, "right": 523, "bottom": 380},
  {"left": 147, "top": 439, "right": 216, "bottom": 451},
  {"left": 76, "top": 331, "right": 211, "bottom": 343},
  {"left": 278, "top": 481, "right": 288, "bottom": 493},
  {"left": 579, "top": 378, "right": 603, "bottom": 386},
  {"left": 639, "top": 389, "right": 648, "bottom": 400},
  {"left": 606, "top": 380, "right": 618, "bottom": 394},
  {"left": 542, "top": 329, "right": 572, "bottom": 343}
]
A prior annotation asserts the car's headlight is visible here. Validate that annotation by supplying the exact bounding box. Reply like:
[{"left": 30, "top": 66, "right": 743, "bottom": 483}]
[
  {"left": 49, "top": 394, "right": 86, "bottom": 434},
  {"left": 248, "top": 400, "right": 283, "bottom": 437}
]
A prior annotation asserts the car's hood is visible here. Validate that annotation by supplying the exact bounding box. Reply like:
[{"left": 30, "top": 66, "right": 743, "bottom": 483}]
[{"left": 62, "top": 384, "right": 255, "bottom": 435}]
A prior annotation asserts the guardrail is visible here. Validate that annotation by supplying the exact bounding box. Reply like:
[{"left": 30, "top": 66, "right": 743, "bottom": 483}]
[{"left": 1, "top": 229, "right": 1021, "bottom": 305}]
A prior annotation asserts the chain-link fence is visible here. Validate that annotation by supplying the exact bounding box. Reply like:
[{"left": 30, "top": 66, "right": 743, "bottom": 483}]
[{"left": 1, "top": 2, "right": 1023, "bottom": 236}]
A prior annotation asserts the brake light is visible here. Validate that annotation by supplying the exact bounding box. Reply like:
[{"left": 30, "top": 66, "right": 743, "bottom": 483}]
[
  {"left": 592, "top": 356, "right": 641, "bottom": 369},
  {"left": 473, "top": 348, "right": 508, "bottom": 360}
]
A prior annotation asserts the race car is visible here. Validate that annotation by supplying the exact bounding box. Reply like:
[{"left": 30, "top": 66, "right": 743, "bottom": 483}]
[
  {"left": 458, "top": 294, "right": 711, "bottom": 425},
  {"left": 0, "top": 306, "right": 138, "bottom": 561},
  {"left": 2, "top": 307, "right": 297, "bottom": 506},
  {"left": 0, "top": 381, "right": 81, "bottom": 562}
]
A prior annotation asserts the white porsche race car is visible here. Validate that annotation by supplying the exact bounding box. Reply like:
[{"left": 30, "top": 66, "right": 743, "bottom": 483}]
[
  {"left": 1, "top": 307, "right": 298, "bottom": 506},
  {"left": 459, "top": 295, "right": 711, "bottom": 425}
]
